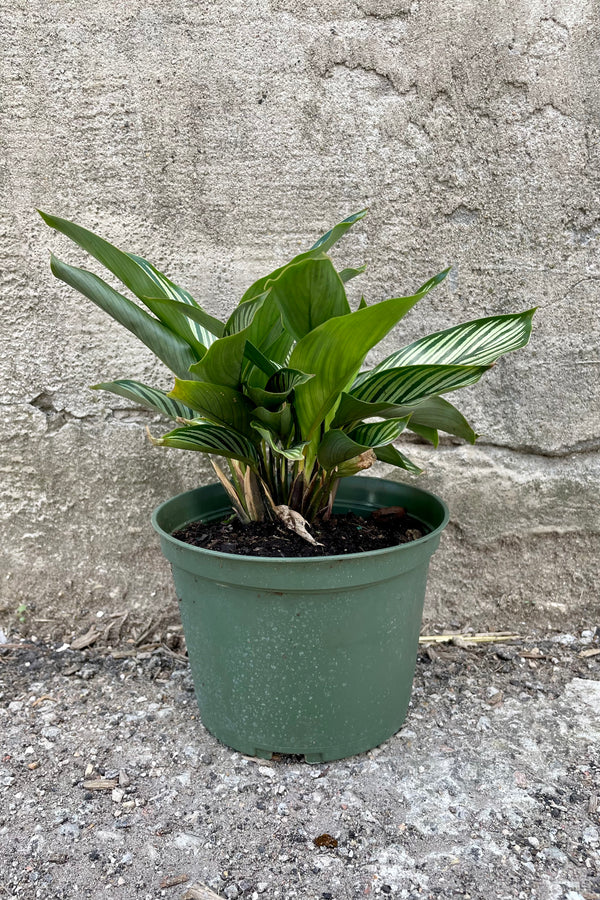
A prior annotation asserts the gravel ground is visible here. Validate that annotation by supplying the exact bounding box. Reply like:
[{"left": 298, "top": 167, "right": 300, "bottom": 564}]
[{"left": 1, "top": 631, "right": 599, "bottom": 900}]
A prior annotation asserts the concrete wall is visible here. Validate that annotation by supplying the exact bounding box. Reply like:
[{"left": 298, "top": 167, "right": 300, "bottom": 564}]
[{"left": 2, "top": 0, "right": 599, "bottom": 636}]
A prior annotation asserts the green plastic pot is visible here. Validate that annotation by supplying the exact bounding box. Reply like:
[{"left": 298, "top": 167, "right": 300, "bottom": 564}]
[{"left": 152, "top": 475, "right": 449, "bottom": 763}]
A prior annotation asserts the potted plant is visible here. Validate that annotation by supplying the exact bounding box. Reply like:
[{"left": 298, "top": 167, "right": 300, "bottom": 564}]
[{"left": 40, "top": 208, "right": 534, "bottom": 762}]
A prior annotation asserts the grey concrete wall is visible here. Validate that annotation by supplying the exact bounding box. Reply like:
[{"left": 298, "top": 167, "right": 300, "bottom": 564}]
[{"left": 2, "top": 0, "right": 599, "bottom": 636}]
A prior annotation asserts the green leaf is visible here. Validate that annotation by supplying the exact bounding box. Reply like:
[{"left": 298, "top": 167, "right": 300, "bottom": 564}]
[
  {"left": 141, "top": 296, "right": 225, "bottom": 343},
  {"left": 244, "top": 365, "right": 315, "bottom": 411},
  {"left": 50, "top": 255, "right": 200, "bottom": 380},
  {"left": 375, "top": 444, "right": 423, "bottom": 475},
  {"left": 151, "top": 423, "right": 258, "bottom": 464},
  {"left": 339, "top": 264, "right": 367, "bottom": 283},
  {"left": 168, "top": 380, "right": 253, "bottom": 435},
  {"left": 251, "top": 404, "right": 294, "bottom": 439},
  {"left": 268, "top": 256, "right": 351, "bottom": 341},
  {"left": 39, "top": 211, "right": 223, "bottom": 351},
  {"left": 91, "top": 379, "right": 196, "bottom": 420},
  {"left": 404, "top": 395, "right": 477, "bottom": 444},
  {"left": 243, "top": 341, "right": 280, "bottom": 377},
  {"left": 332, "top": 392, "right": 405, "bottom": 428},
  {"left": 408, "top": 422, "right": 439, "bottom": 447},
  {"left": 355, "top": 309, "right": 535, "bottom": 385},
  {"left": 309, "top": 209, "right": 368, "bottom": 252},
  {"left": 289, "top": 270, "right": 449, "bottom": 440},
  {"left": 250, "top": 422, "right": 308, "bottom": 460},
  {"left": 317, "top": 418, "right": 410, "bottom": 469},
  {"left": 239, "top": 209, "right": 367, "bottom": 304},
  {"left": 351, "top": 364, "right": 492, "bottom": 407},
  {"left": 224, "top": 291, "right": 268, "bottom": 336},
  {"left": 189, "top": 293, "right": 283, "bottom": 388}
]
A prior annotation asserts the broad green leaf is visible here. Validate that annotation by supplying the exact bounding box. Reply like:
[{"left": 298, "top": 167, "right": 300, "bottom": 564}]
[
  {"left": 404, "top": 395, "right": 477, "bottom": 444},
  {"left": 239, "top": 209, "right": 368, "bottom": 304},
  {"left": 245, "top": 367, "right": 314, "bottom": 410},
  {"left": 375, "top": 444, "right": 423, "bottom": 475},
  {"left": 243, "top": 341, "right": 280, "bottom": 377},
  {"left": 50, "top": 255, "right": 200, "bottom": 380},
  {"left": 332, "top": 392, "right": 406, "bottom": 428},
  {"left": 151, "top": 423, "right": 258, "bottom": 464},
  {"left": 168, "top": 380, "right": 253, "bottom": 435},
  {"left": 354, "top": 309, "right": 535, "bottom": 386},
  {"left": 317, "top": 418, "right": 410, "bottom": 469},
  {"left": 91, "top": 379, "right": 196, "bottom": 420},
  {"left": 39, "top": 211, "right": 223, "bottom": 351},
  {"left": 189, "top": 292, "right": 283, "bottom": 388},
  {"left": 351, "top": 363, "right": 492, "bottom": 407},
  {"left": 290, "top": 270, "right": 449, "bottom": 440},
  {"left": 251, "top": 404, "right": 294, "bottom": 439},
  {"left": 250, "top": 422, "right": 309, "bottom": 460},
  {"left": 268, "top": 257, "right": 351, "bottom": 341},
  {"left": 339, "top": 264, "right": 367, "bottom": 283},
  {"left": 408, "top": 422, "right": 439, "bottom": 447},
  {"left": 358, "top": 296, "right": 368, "bottom": 310}
]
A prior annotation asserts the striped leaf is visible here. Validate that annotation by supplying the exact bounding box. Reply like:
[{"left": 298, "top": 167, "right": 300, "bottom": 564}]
[
  {"left": 50, "top": 255, "right": 200, "bottom": 380},
  {"left": 289, "top": 269, "right": 450, "bottom": 441},
  {"left": 39, "top": 211, "right": 223, "bottom": 351},
  {"left": 250, "top": 422, "right": 309, "bottom": 460},
  {"left": 354, "top": 309, "right": 535, "bottom": 386},
  {"left": 351, "top": 364, "right": 492, "bottom": 407},
  {"left": 251, "top": 404, "right": 294, "bottom": 439},
  {"left": 91, "top": 380, "right": 196, "bottom": 419},
  {"left": 317, "top": 418, "right": 410, "bottom": 469},
  {"left": 375, "top": 444, "right": 422, "bottom": 475},
  {"left": 151, "top": 424, "right": 258, "bottom": 464},
  {"left": 225, "top": 291, "right": 268, "bottom": 336},
  {"left": 168, "top": 380, "right": 254, "bottom": 435}
]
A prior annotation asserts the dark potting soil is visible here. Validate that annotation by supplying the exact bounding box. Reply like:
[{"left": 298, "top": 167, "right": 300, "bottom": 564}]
[{"left": 172, "top": 507, "right": 428, "bottom": 558}]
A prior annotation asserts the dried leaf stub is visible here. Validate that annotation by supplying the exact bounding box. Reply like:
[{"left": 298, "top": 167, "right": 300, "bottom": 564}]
[
  {"left": 372, "top": 506, "right": 406, "bottom": 519},
  {"left": 83, "top": 779, "right": 118, "bottom": 790},
  {"left": 274, "top": 505, "right": 323, "bottom": 546},
  {"left": 313, "top": 833, "right": 338, "bottom": 848},
  {"left": 182, "top": 884, "right": 222, "bottom": 900}
]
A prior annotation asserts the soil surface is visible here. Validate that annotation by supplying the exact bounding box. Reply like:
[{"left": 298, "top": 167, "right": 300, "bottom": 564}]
[
  {"left": 172, "top": 510, "right": 426, "bottom": 557},
  {"left": 1, "top": 628, "right": 599, "bottom": 899}
]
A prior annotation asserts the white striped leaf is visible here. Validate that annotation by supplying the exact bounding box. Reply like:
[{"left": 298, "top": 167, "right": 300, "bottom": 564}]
[
  {"left": 168, "top": 380, "right": 254, "bottom": 435},
  {"left": 375, "top": 444, "right": 422, "bottom": 475},
  {"left": 39, "top": 211, "right": 223, "bottom": 352},
  {"left": 290, "top": 271, "right": 449, "bottom": 441},
  {"left": 224, "top": 292, "right": 268, "bottom": 336},
  {"left": 50, "top": 255, "right": 200, "bottom": 380},
  {"left": 351, "top": 364, "right": 491, "bottom": 407},
  {"left": 91, "top": 380, "right": 196, "bottom": 419},
  {"left": 354, "top": 309, "right": 535, "bottom": 386},
  {"left": 250, "top": 422, "right": 309, "bottom": 460},
  {"left": 317, "top": 418, "right": 410, "bottom": 469},
  {"left": 151, "top": 424, "right": 258, "bottom": 464}
]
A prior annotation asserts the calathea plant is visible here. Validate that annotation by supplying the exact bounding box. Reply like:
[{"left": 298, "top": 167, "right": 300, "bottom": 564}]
[{"left": 40, "top": 209, "right": 534, "bottom": 542}]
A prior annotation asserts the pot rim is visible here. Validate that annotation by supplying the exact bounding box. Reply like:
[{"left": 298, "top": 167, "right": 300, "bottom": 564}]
[{"left": 152, "top": 475, "right": 450, "bottom": 565}]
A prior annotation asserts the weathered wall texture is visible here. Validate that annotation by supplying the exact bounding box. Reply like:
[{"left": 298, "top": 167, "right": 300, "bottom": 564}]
[{"left": 2, "top": 0, "right": 599, "bottom": 634}]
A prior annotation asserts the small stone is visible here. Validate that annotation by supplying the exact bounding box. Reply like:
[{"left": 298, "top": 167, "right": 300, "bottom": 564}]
[
  {"left": 111, "top": 788, "right": 125, "bottom": 804},
  {"left": 8, "top": 701, "right": 24, "bottom": 712},
  {"left": 225, "top": 885, "right": 239, "bottom": 899},
  {"left": 527, "top": 836, "right": 540, "bottom": 848},
  {"left": 84, "top": 763, "right": 94, "bottom": 777},
  {"left": 257, "top": 884, "right": 268, "bottom": 894},
  {"left": 118, "top": 769, "right": 130, "bottom": 788}
]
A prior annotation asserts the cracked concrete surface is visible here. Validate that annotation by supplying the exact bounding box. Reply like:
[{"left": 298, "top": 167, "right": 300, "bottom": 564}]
[{"left": 1, "top": 0, "right": 600, "bottom": 632}]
